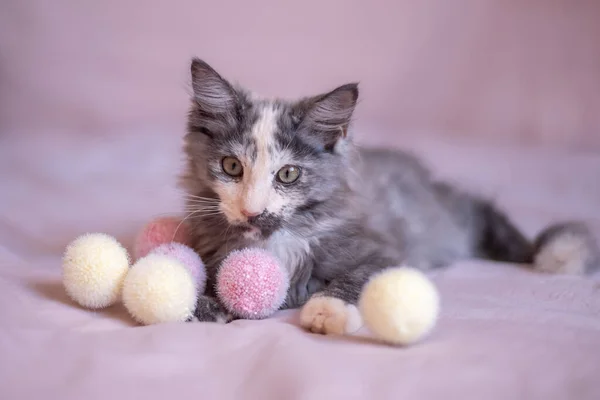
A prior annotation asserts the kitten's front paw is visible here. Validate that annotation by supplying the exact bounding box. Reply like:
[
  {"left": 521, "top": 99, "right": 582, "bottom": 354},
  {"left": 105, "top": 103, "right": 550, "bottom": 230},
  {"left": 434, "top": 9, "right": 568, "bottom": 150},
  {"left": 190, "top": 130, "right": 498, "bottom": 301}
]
[
  {"left": 189, "top": 295, "right": 232, "bottom": 323},
  {"left": 299, "top": 295, "right": 362, "bottom": 335}
]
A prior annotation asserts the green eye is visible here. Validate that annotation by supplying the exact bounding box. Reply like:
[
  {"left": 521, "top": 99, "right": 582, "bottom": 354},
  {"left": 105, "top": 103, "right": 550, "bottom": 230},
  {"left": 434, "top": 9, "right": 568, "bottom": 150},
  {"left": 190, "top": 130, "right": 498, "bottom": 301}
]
[
  {"left": 277, "top": 165, "right": 301, "bottom": 184},
  {"left": 222, "top": 156, "right": 243, "bottom": 177}
]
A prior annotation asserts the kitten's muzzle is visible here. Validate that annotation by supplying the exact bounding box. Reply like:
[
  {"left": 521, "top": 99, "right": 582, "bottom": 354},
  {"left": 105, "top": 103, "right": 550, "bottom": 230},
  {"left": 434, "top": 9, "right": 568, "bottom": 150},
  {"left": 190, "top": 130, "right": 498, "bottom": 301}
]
[
  {"left": 241, "top": 208, "right": 262, "bottom": 218},
  {"left": 246, "top": 212, "right": 267, "bottom": 226},
  {"left": 245, "top": 212, "right": 282, "bottom": 237}
]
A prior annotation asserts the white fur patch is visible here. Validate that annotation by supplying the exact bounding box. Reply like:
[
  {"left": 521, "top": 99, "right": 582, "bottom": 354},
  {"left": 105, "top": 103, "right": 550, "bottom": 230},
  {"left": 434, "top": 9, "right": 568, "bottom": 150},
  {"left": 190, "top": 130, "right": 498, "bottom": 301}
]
[
  {"left": 242, "top": 226, "right": 262, "bottom": 240},
  {"left": 299, "top": 296, "right": 363, "bottom": 335},
  {"left": 265, "top": 229, "right": 312, "bottom": 278},
  {"left": 242, "top": 105, "right": 280, "bottom": 215}
]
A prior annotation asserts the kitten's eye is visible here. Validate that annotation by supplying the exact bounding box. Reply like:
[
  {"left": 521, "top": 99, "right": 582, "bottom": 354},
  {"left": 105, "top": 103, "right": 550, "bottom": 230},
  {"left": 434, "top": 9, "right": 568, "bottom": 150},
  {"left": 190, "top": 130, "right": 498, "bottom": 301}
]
[
  {"left": 222, "top": 156, "right": 243, "bottom": 177},
  {"left": 276, "top": 165, "right": 301, "bottom": 184}
]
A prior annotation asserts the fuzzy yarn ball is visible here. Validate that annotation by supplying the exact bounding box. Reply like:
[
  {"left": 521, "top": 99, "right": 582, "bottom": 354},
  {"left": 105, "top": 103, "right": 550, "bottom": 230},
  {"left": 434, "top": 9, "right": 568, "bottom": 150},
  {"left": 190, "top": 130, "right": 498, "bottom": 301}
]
[
  {"left": 62, "top": 233, "right": 130, "bottom": 309},
  {"left": 122, "top": 253, "right": 198, "bottom": 325},
  {"left": 359, "top": 267, "right": 440, "bottom": 345},
  {"left": 151, "top": 242, "right": 206, "bottom": 293},
  {"left": 133, "top": 216, "right": 189, "bottom": 261},
  {"left": 216, "top": 248, "right": 289, "bottom": 319}
]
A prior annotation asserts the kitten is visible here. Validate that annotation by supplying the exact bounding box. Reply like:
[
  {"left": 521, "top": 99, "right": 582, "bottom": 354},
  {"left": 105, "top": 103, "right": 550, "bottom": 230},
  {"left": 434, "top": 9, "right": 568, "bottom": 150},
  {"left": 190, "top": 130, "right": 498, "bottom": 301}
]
[{"left": 180, "top": 58, "right": 599, "bottom": 334}]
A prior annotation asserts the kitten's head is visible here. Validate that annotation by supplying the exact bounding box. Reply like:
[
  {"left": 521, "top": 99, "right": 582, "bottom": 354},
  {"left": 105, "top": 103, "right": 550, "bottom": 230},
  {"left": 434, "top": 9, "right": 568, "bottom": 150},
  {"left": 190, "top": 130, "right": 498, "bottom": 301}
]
[{"left": 183, "top": 58, "right": 359, "bottom": 239}]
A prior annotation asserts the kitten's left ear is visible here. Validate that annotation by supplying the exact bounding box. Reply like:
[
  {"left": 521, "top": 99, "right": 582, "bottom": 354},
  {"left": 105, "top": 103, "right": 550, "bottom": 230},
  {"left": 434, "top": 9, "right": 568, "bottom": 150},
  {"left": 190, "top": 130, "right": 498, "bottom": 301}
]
[{"left": 295, "top": 83, "right": 359, "bottom": 148}]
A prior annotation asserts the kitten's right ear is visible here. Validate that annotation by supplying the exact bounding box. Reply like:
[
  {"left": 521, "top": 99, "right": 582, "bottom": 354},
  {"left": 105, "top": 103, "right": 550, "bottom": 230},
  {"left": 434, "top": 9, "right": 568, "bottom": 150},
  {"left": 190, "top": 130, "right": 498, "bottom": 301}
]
[{"left": 190, "top": 58, "right": 236, "bottom": 114}]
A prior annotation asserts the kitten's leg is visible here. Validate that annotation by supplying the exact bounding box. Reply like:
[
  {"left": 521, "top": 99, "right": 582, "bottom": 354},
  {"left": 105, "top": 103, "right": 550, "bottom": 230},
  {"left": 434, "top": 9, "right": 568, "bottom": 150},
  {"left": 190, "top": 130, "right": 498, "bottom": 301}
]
[
  {"left": 299, "top": 263, "right": 380, "bottom": 336},
  {"left": 284, "top": 266, "right": 327, "bottom": 309},
  {"left": 188, "top": 295, "right": 233, "bottom": 323}
]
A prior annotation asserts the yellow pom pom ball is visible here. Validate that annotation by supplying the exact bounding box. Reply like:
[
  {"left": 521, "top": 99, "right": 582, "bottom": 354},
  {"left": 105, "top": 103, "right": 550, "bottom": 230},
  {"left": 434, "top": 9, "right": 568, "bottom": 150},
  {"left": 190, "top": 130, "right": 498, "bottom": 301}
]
[
  {"left": 62, "top": 233, "right": 130, "bottom": 309},
  {"left": 122, "top": 254, "right": 198, "bottom": 325},
  {"left": 359, "top": 267, "right": 440, "bottom": 345}
]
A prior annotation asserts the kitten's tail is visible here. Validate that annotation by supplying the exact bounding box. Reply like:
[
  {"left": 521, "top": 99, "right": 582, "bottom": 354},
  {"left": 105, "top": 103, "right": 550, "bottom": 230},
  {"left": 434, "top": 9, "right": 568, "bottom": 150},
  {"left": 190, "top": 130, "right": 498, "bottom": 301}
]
[{"left": 475, "top": 201, "right": 599, "bottom": 274}]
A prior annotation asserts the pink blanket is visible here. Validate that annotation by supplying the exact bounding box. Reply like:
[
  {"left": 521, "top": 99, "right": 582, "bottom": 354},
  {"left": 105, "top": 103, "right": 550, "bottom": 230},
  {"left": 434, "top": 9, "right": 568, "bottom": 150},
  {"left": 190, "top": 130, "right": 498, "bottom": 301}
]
[{"left": 1, "top": 129, "right": 599, "bottom": 399}]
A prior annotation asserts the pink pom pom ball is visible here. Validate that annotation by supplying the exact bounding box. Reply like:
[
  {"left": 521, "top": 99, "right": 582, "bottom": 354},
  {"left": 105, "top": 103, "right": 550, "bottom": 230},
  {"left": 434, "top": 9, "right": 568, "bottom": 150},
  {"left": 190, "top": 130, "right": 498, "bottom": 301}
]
[
  {"left": 216, "top": 248, "right": 289, "bottom": 319},
  {"left": 134, "top": 216, "right": 189, "bottom": 260},
  {"left": 151, "top": 243, "right": 206, "bottom": 293}
]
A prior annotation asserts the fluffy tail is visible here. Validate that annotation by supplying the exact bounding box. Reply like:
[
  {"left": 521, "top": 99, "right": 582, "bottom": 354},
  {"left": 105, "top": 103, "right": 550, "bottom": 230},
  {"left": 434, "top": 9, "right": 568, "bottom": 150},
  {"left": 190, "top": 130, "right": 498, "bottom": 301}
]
[
  {"left": 531, "top": 221, "right": 599, "bottom": 275},
  {"left": 474, "top": 200, "right": 599, "bottom": 275}
]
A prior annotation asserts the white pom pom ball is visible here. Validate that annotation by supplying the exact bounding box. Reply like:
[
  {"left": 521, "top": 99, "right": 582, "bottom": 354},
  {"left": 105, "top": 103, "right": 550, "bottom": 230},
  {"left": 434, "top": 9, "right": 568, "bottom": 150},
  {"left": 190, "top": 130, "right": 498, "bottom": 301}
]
[
  {"left": 122, "top": 253, "right": 198, "bottom": 325},
  {"left": 62, "top": 233, "right": 130, "bottom": 309},
  {"left": 359, "top": 267, "right": 440, "bottom": 345}
]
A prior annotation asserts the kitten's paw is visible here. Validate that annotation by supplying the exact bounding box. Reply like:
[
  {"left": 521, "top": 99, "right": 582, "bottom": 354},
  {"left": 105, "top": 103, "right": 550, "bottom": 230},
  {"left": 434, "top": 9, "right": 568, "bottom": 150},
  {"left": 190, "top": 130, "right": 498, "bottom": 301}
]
[
  {"left": 188, "top": 295, "right": 232, "bottom": 323},
  {"left": 299, "top": 295, "right": 362, "bottom": 335}
]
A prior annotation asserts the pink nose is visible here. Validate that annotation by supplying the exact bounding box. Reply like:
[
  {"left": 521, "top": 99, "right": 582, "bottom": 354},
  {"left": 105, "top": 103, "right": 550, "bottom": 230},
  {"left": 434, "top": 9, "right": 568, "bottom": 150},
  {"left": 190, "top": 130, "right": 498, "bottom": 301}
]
[{"left": 241, "top": 209, "right": 262, "bottom": 218}]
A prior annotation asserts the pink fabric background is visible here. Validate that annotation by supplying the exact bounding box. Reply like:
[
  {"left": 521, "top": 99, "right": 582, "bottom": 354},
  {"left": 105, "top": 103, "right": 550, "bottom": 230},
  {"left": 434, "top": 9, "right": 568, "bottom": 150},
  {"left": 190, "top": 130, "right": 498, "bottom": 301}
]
[
  {"left": 1, "top": 1, "right": 600, "bottom": 399},
  {"left": 1, "top": 0, "right": 599, "bottom": 148}
]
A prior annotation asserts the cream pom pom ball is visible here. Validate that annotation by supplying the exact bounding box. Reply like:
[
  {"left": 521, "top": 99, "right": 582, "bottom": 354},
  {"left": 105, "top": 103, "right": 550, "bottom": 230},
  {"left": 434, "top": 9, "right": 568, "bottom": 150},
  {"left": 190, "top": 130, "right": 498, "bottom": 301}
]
[
  {"left": 62, "top": 233, "right": 131, "bottom": 309},
  {"left": 359, "top": 267, "right": 440, "bottom": 345},
  {"left": 122, "top": 253, "right": 198, "bottom": 325}
]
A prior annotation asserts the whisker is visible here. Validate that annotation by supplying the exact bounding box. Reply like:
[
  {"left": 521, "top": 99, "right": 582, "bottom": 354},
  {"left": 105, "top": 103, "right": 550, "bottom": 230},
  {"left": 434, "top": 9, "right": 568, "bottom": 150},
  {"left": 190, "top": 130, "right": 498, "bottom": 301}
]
[
  {"left": 188, "top": 213, "right": 224, "bottom": 218},
  {"left": 183, "top": 206, "right": 222, "bottom": 212},
  {"left": 224, "top": 224, "right": 233, "bottom": 254},
  {"left": 182, "top": 194, "right": 220, "bottom": 202},
  {"left": 182, "top": 212, "right": 222, "bottom": 217},
  {"left": 184, "top": 205, "right": 220, "bottom": 210},
  {"left": 183, "top": 211, "right": 222, "bottom": 215},
  {"left": 183, "top": 202, "right": 220, "bottom": 206},
  {"left": 170, "top": 209, "right": 224, "bottom": 241},
  {"left": 184, "top": 197, "right": 220, "bottom": 202},
  {"left": 183, "top": 194, "right": 216, "bottom": 198},
  {"left": 183, "top": 203, "right": 221, "bottom": 209},
  {"left": 171, "top": 211, "right": 198, "bottom": 242}
]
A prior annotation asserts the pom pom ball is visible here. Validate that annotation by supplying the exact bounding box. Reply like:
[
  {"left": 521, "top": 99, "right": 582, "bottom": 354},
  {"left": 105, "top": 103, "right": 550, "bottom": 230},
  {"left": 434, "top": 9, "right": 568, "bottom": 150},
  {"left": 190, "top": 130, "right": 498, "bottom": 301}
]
[
  {"left": 122, "top": 253, "right": 198, "bottom": 325},
  {"left": 359, "top": 267, "right": 440, "bottom": 345},
  {"left": 133, "top": 216, "right": 189, "bottom": 260},
  {"left": 62, "top": 233, "right": 130, "bottom": 309},
  {"left": 151, "top": 242, "right": 206, "bottom": 292},
  {"left": 216, "top": 248, "right": 289, "bottom": 319}
]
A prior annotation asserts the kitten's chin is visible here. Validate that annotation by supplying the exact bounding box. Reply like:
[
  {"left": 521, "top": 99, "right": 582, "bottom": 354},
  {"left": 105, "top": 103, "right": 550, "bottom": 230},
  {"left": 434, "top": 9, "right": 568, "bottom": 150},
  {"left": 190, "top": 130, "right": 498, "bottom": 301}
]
[
  {"left": 237, "top": 223, "right": 282, "bottom": 241},
  {"left": 242, "top": 226, "right": 262, "bottom": 240}
]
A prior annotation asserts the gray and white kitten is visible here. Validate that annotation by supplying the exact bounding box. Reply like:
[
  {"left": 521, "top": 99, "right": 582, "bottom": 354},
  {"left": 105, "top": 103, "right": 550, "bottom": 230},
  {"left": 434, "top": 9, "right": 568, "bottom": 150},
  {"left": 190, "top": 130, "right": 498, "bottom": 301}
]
[{"left": 180, "top": 58, "right": 599, "bottom": 334}]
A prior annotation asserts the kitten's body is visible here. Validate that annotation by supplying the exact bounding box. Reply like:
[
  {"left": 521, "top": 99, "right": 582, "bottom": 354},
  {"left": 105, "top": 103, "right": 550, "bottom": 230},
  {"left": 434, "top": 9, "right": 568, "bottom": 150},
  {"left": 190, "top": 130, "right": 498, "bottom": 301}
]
[{"left": 182, "top": 59, "right": 599, "bottom": 333}]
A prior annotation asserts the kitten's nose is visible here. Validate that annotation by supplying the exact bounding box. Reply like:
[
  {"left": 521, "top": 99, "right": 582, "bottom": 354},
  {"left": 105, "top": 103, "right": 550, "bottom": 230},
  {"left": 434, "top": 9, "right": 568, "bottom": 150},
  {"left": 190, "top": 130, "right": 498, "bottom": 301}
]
[{"left": 241, "top": 209, "right": 262, "bottom": 218}]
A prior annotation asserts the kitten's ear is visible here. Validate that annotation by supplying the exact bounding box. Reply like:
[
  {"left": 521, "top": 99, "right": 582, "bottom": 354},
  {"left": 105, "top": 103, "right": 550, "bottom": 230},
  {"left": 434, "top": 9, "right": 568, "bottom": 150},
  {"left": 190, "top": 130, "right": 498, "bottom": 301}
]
[
  {"left": 190, "top": 58, "right": 236, "bottom": 114},
  {"left": 295, "top": 83, "right": 359, "bottom": 148}
]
